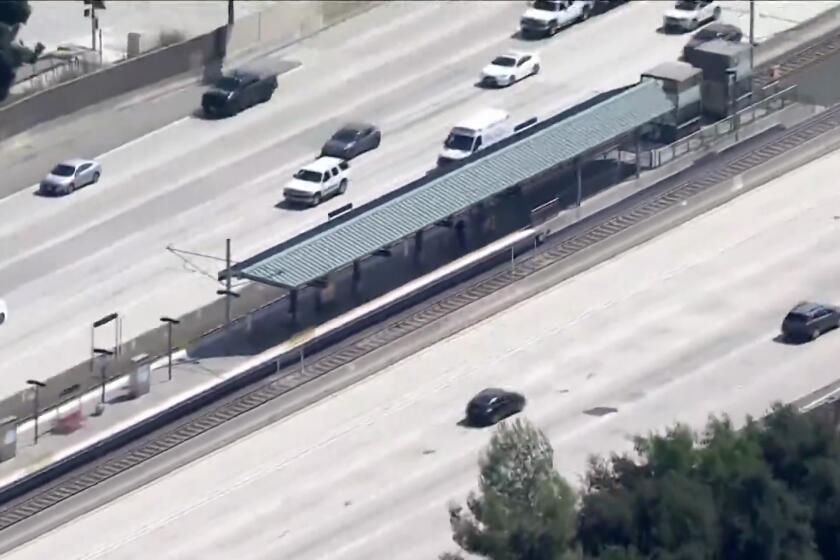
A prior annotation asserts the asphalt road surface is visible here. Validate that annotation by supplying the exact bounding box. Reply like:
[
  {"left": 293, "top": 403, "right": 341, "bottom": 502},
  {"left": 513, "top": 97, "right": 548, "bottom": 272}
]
[
  {"left": 8, "top": 124, "right": 840, "bottom": 560},
  {"left": 16, "top": 0, "right": 283, "bottom": 63},
  {"left": 0, "top": 1, "right": 832, "bottom": 400}
]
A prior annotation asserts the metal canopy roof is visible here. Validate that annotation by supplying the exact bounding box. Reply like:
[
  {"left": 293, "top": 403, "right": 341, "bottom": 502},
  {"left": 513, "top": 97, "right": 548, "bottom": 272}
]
[{"left": 231, "top": 80, "right": 672, "bottom": 289}]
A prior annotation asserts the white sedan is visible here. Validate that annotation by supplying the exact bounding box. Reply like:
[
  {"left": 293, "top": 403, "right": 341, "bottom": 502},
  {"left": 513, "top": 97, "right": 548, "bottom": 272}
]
[
  {"left": 479, "top": 51, "right": 541, "bottom": 88},
  {"left": 38, "top": 158, "right": 103, "bottom": 196}
]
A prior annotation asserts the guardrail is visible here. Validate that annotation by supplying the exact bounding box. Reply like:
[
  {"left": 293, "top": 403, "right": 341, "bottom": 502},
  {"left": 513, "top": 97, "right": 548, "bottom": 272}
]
[{"left": 647, "top": 84, "right": 799, "bottom": 169}]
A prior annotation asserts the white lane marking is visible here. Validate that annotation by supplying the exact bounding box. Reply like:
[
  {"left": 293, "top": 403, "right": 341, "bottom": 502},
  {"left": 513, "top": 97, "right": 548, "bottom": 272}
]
[
  {"left": 0, "top": 2, "right": 510, "bottom": 240},
  {"left": 0, "top": 34, "right": 668, "bottom": 384},
  {"left": 338, "top": 1, "right": 443, "bottom": 53},
  {"left": 801, "top": 386, "right": 840, "bottom": 411},
  {"left": 99, "top": 117, "right": 191, "bottom": 158},
  {"left": 0, "top": 118, "right": 459, "bottom": 368},
  {"left": 0, "top": 29, "right": 513, "bottom": 275},
  {"left": 0, "top": 1, "right": 720, "bottom": 380},
  {"left": 0, "top": 232, "right": 531, "bottom": 494}
]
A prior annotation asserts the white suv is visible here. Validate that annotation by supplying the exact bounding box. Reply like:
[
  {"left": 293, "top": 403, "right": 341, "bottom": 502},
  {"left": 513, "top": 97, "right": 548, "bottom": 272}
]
[{"left": 283, "top": 157, "right": 351, "bottom": 207}]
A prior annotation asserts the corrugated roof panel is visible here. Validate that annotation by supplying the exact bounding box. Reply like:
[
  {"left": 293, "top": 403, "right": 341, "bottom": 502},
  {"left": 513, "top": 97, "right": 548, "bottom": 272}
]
[{"left": 239, "top": 81, "right": 672, "bottom": 287}]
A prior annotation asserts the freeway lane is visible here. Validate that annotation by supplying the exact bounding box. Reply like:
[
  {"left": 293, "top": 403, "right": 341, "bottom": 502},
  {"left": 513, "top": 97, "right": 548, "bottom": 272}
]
[
  {"left": 0, "top": 0, "right": 689, "bottom": 397},
  {"left": 0, "top": 1, "right": 831, "bottom": 400},
  {"left": 7, "top": 120, "right": 840, "bottom": 560}
]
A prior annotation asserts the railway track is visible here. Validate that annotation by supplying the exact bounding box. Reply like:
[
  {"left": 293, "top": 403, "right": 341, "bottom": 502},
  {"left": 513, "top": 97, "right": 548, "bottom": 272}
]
[
  {"left": 4, "top": 29, "right": 840, "bottom": 536},
  {"left": 755, "top": 27, "right": 840, "bottom": 89}
]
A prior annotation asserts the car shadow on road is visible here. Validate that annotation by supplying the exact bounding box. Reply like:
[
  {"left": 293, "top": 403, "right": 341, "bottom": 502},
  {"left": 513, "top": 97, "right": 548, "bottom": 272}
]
[
  {"left": 510, "top": 30, "right": 543, "bottom": 42},
  {"left": 656, "top": 25, "right": 689, "bottom": 35},
  {"left": 474, "top": 80, "right": 501, "bottom": 90},
  {"left": 31, "top": 189, "right": 64, "bottom": 198},
  {"left": 274, "top": 199, "right": 308, "bottom": 211},
  {"left": 772, "top": 333, "right": 809, "bottom": 346}
]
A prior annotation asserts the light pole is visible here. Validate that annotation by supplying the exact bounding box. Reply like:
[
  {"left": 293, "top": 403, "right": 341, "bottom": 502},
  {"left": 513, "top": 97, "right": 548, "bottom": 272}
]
[
  {"left": 228, "top": 0, "right": 235, "bottom": 26},
  {"left": 93, "top": 347, "right": 114, "bottom": 404},
  {"left": 26, "top": 380, "right": 46, "bottom": 445},
  {"left": 160, "top": 317, "right": 181, "bottom": 381},
  {"left": 91, "top": 311, "right": 120, "bottom": 363}
]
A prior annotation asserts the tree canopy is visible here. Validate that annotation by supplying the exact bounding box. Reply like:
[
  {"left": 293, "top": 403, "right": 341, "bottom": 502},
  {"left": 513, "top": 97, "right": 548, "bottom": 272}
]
[
  {"left": 0, "top": 0, "right": 44, "bottom": 102},
  {"left": 446, "top": 418, "right": 578, "bottom": 560},
  {"left": 444, "top": 404, "right": 840, "bottom": 560}
]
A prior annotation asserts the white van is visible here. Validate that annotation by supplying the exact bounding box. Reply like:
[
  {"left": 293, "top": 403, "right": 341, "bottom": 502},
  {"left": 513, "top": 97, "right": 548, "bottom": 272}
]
[{"left": 437, "top": 108, "right": 511, "bottom": 166}]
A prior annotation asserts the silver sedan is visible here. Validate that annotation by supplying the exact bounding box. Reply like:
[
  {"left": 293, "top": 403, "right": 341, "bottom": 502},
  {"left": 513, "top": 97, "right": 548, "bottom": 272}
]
[{"left": 39, "top": 158, "right": 102, "bottom": 196}]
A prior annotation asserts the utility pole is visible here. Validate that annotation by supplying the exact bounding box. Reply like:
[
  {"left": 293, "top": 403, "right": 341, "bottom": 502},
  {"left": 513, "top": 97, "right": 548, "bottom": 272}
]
[
  {"left": 217, "top": 238, "right": 240, "bottom": 330},
  {"left": 83, "top": 0, "right": 106, "bottom": 52}
]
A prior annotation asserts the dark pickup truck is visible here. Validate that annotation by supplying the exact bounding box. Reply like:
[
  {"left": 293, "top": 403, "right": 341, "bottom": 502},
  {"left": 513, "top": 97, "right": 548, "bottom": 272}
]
[{"left": 201, "top": 69, "right": 278, "bottom": 118}]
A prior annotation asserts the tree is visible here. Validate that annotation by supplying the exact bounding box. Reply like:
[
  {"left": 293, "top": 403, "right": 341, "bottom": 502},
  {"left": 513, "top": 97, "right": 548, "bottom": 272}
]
[
  {"left": 443, "top": 404, "right": 840, "bottom": 559},
  {"left": 444, "top": 418, "right": 578, "bottom": 560},
  {"left": 751, "top": 404, "right": 840, "bottom": 559},
  {"left": 577, "top": 408, "right": 827, "bottom": 559},
  {"left": 577, "top": 426, "right": 719, "bottom": 559},
  {"left": 0, "top": 0, "right": 32, "bottom": 27},
  {"left": 0, "top": 0, "right": 44, "bottom": 102}
]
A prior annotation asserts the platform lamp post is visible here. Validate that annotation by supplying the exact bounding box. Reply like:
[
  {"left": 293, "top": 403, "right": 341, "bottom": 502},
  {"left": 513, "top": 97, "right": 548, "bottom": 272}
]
[
  {"left": 160, "top": 317, "right": 181, "bottom": 381},
  {"left": 93, "top": 347, "right": 114, "bottom": 405},
  {"left": 26, "top": 380, "right": 46, "bottom": 445},
  {"left": 91, "top": 311, "right": 120, "bottom": 363}
]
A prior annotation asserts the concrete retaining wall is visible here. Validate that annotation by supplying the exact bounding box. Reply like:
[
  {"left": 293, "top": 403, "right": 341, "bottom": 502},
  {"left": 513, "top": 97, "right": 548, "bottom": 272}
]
[{"left": 0, "top": 1, "right": 382, "bottom": 141}]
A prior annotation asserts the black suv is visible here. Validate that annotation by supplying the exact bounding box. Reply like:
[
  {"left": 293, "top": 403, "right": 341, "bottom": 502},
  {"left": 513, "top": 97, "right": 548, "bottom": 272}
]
[
  {"left": 201, "top": 69, "right": 277, "bottom": 117},
  {"left": 465, "top": 388, "right": 526, "bottom": 426},
  {"left": 781, "top": 302, "right": 840, "bottom": 342}
]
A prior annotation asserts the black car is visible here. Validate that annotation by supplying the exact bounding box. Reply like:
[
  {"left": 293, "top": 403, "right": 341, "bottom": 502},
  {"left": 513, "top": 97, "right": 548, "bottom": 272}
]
[
  {"left": 321, "top": 122, "right": 381, "bottom": 160},
  {"left": 682, "top": 22, "right": 743, "bottom": 62},
  {"left": 201, "top": 69, "right": 277, "bottom": 117},
  {"left": 465, "top": 388, "right": 526, "bottom": 426},
  {"left": 781, "top": 302, "right": 840, "bottom": 341}
]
